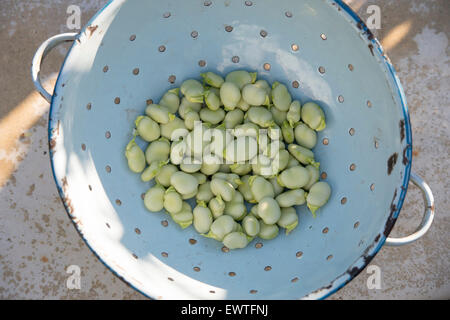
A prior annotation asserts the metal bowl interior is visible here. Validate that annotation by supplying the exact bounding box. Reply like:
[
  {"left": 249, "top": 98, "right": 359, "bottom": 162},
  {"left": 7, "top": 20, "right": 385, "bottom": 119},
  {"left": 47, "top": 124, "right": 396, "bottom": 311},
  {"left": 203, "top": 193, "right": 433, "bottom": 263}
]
[{"left": 49, "top": 0, "right": 412, "bottom": 299}]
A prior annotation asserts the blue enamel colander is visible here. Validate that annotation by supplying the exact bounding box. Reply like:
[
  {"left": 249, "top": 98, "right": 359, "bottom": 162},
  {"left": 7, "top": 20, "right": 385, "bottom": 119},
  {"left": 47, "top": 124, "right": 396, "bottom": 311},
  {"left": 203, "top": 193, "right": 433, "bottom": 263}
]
[{"left": 31, "top": 0, "right": 434, "bottom": 299}]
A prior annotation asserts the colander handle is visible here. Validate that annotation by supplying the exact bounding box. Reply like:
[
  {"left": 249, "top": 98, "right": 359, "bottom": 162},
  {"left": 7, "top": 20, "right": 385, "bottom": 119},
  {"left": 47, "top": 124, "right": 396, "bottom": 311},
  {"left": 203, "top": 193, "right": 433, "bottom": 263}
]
[
  {"left": 385, "top": 173, "right": 435, "bottom": 246},
  {"left": 31, "top": 33, "right": 78, "bottom": 103}
]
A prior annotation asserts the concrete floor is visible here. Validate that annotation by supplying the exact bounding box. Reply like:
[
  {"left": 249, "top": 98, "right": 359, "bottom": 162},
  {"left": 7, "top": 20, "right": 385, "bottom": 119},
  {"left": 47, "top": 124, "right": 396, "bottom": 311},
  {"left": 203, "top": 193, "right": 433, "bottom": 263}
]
[{"left": 0, "top": 0, "right": 448, "bottom": 299}]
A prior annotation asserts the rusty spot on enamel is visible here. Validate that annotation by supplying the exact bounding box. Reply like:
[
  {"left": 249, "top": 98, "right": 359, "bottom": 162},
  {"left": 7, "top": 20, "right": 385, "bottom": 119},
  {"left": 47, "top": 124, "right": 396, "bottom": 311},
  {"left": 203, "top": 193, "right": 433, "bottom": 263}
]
[
  {"left": 387, "top": 153, "right": 398, "bottom": 175},
  {"left": 87, "top": 25, "right": 98, "bottom": 37},
  {"left": 399, "top": 119, "right": 405, "bottom": 142}
]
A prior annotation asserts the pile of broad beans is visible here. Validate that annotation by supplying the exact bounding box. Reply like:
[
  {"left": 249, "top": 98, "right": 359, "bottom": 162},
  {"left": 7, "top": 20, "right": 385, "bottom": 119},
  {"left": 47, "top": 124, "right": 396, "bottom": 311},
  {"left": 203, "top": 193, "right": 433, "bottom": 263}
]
[{"left": 125, "top": 70, "right": 331, "bottom": 249}]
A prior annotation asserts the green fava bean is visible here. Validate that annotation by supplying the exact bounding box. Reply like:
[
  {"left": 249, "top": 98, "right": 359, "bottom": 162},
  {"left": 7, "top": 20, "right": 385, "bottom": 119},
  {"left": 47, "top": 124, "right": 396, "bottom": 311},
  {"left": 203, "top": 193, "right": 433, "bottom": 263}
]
[
  {"left": 277, "top": 165, "right": 310, "bottom": 189},
  {"left": 160, "top": 117, "right": 187, "bottom": 140},
  {"left": 225, "top": 70, "right": 257, "bottom": 89},
  {"left": 181, "top": 189, "right": 198, "bottom": 200},
  {"left": 287, "top": 154, "right": 300, "bottom": 168},
  {"left": 247, "top": 106, "right": 274, "bottom": 128},
  {"left": 242, "top": 83, "right": 270, "bottom": 106},
  {"left": 294, "top": 122, "right": 317, "bottom": 149},
  {"left": 224, "top": 109, "right": 244, "bottom": 129},
  {"left": 179, "top": 97, "right": 202, "bottom": 118},
  {"left": 125, "top": 140, "right": 146, "bottom": 173},
  {"left": 250, "top": 204, "right": 259, "bottom": 218},
  {"left": 164, "top": 186, "right": 183, "bottom": 214},
  {"left": 236, "top": 97, "right": 250, "bottom": 111},
  {"left": 135, "top": 116, "right": 161, "bottom": 142},
  {"left": 268, "top": 124, "right": 282, "bottom": 141},
  {"left": 303, "top": 165, "right": 320, "bottom": 190},
  {"left": 230, "top": 162, "right": 252, "bottom": 176},
  {"left": 192, "top": 172, "right": 207, "bottom": 185},
  {"left": 252, "top": 154, "right": 273, "bottom": 178},
  {"left": 180, "top": 158, "right": 202, "bottom": 173},
  {"left": 155, "top": 164, "right": 178, "bottom": 187},
  {"left": 233, "top": 123, "right": 259, "bottom": 138},
  {"left": 271, "top": 107, "right": 287, "bottom": 126},
  {"left": 170, "top": 171, "right": 199, "bottom": 195},
  {"left": 276, "top": 189, "right": 306, "bottom": 207},
  {"left": 201, "top": 72, "right": 225, "bottom": 88},
  {"left": 269, "top": 177, "right": 284, "bottom": 197},
  {"left": 200, "top": 154, "right": 221, "bottom": 175},
  {"left": 200, "top": 108, "right": 226, "bottom": 125},
  {"left": 258, "top": 221, "right": 279, "bottom": 240},
  {"left": 145, "top": 104, "right": 174, "bottom": 124},
  {"left": 219, "top": 164, "right": 231, "bottom": 173},
  {"left": 210, "top": 178, "right": 235, "bottom": 202},
  {"left": 301, "top": 102, "right": 326, "bottom": 131},
  {"left": 248, "top": 176, "right": 274, "bottom": 202},
  {"left": 224, "top": 136, "right": 258, "bottom": 163},
  {"left": 170, "top": 140, "right": 187, "bottom": 165},
  {"left": 204, "top": 90, "right": 222, "bottom": 111},
  {"left": 180, "top": 79, "right": 204, "bottom": 103},
  {"left": 184, "top": 110, "right": 200, "bottom": 131},
  {"left": 277, "top": 207, "right": 299, "bottom": 234},
  {"left": 287, "top": 100, "right": 301, "bottom": 127},
  {"left": 141, "top": 160, "right": 167, "bottom": 182},
  {"left": 220, "top": 82, "right": 241, "bottom": 110},
  {"left": 258, "top": 197, "right": 281, "bottom": 225},
  {"left": 306, "top": 181, "right": 331, "bottom": 217},
  {"left": 193, "top": 204, "right": 213, "bottom": 234},
  {"left": 271, "top": 149, "right": 290, "bottom": 174},
  {"left": 145, "top": 138, "right": 170, "bottom": 164},
  {"left": 206, "top": 215, "right": 235, "bottom": 241},
  {"left": 159, "top": 88, "right": 180, "bottom": 114},
  {"left": 171, "top": 209, "right": 193, "bottom": 229},
  {"left": 209, "top": 196, "right": 225, "bottom": 219},
  {"left": 288, "top": 144, "right": 319, "bottom": 167},
  {"left": 143, "top": 184, "right": 165, "bottom": 212},
  {"left": 281, "top": 120, "right": 294, "bottom": 143},
  {"left": 271, "top": 82, "right": 292, "bottom": 112},
  {"left": 225, "top": 202, "right": 247, "bottom": 221},
  {"left": 196, "top": 181, "right": 214, "bottom": 202},
  {"left": 238, "top": 175, "right": 255, "bottom": 202},
  {"left": 223, "top": 231, "right": 249, "bottom": 249},
  {"left": 254, "top": 79, "right": 271, "bottom": 96},
  {"left": 209, "top": 128, "right": 233, "bottom": 157},
  {"left": 242, "top": 215, "right": 260, "bottom": 237},
  {"left": 212, "top": 173, "right": 242, "bottom": 189}
]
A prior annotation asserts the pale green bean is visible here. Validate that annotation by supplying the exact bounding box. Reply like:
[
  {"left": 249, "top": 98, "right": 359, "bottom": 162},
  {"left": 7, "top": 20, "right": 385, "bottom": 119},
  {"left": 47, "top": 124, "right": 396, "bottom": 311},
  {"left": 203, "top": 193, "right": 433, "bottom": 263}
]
[
  {"left": 242, "top": 215, "right": 260, "bottom": 237},
  {"left": 145, "top": 104, "right": 174, "bottom": 124},
  {"left": 201, "top": 72, "right": 224, "bottom": 88},
  {"left": 287, "top": 100, "right": 301, "bottom": 127},
  {"left": 269, "top": 177, "right": 284, "bottom": 197},
  {"left": 125, "top": 140, "right": 146, "bottom": 173},
  {"left": 306, "top": 181, "right": 331, "bottom": 217},
  {"left": 281, "top": 120, "right": 294, "bottom": 143},
  {"left": 225, "top": 70, "right": 257, "bottom": 89},
  {"left": 192, "top": 172, "right": 207, "bottom": 185},
  {"left": 164, "top": 186, "right": 183, "bottom": 214},
  {"left": 135, "top": 116, "right": 161, "bottom": 142},
  {"left": 170, "top": 171, "right": 199, "bottom": 195},
  {"left": 155, "top": 164, "right": 178, "bottom": 187},
  {"left": 220, "top": 82, "right": 241, "bottom": 110},
  {"left": 276, "top": 189, "right": 306, "bottom": 207},
  {"left": 200, "top": 154, "right": 221, "bottom": 175},
  {"left": 271, "top": 107, "right": 287, "bottom": 126},
  {"left": 223, "top": 109, "right": 244, "bottom": 129},
  {"left": 277, "top": 165, "right": 310, "bottom": 189},
  {"left": 170, "top": 140, "right": 187, "bottom": 165},
  {"left": 210, "top": 178, "right": 235, "bottom": 202},
  {"left": 204, "top": 90, "right": 222, "bottom": 111},
  {"left": 222, "top": 231, "right": 248, "bottom": 249},
  {"left": 159, "top": 88, "right": 180, "bottom": 114},
  {"left": 184, "top": 110, "right": 200, "bottom": 131},
  {"left": 277, "top": 207, "right": 298, "bottom": 234},
  {"left": 247, "top": 106, "right": 274, "bottom": 128},
  {"left": 258, "top": 221, "right": 279, "bottom": 240},
  {"left": 160, "top": 117, "right": 187, "bottom": 140},
  {"left": 179, "top": 97, "right": 202, "bottom": 118},
  {"left": 230, "top": 163, "right": 252, "bottom": 176},
  {"left": 237, "top": 175, "right": 255, "bottom": 203},
  {"left": 141, "top": 160, "right": 166, "bottom": 182},
  {"left": 209, "top": 196, "right": 225, "bottom": 219},
  {"left": 196, "top": 181, "right": 214, "bottom": 202},
  {"left": 145, "top": 138, "right": 170, "bottom": 164},
  {"left": 271, "top": 82, "right": 292, "bottom": 112},
  {"left": 180, "top": 79, "right": 204, "bottom": 103},
  {"left": 303, "top": 165, "right": 320, "bottom": 190},
  {"left": 294, "top": 122, "right": 317, "bottom": 149},
  {"left": 193, "top": 203, "right": 213, "bottom": 234},
  {"left": 224, "top": 202, "right": 247, "bottom": 221},
  {"left": 199, "top": 108, "right": 225, "bottom": 125},
  {"left": 301, "top": 102, "right": 326, "bottom": 131},
  {"left": 258, "top": 197, "right": 281, "bottom": 224},
  {"left": 242, "top": 83, "right": 270, "bottom": 106},
  {"left": 205, "top": 215, "right": 235, "bottom": 241},
  {"left": 288, "top": 144, "right": 319, "bottom": 167},
  {"left": 248, "top": 176, "right": 274, "bottom": 202},
  {"left": 143, "top": 184, "right": 165, "bottom": 212}
]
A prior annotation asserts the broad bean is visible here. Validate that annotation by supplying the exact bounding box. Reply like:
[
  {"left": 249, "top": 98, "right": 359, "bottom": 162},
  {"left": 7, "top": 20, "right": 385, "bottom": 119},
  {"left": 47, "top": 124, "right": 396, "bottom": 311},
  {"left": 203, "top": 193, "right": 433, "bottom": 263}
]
[
  {"left": 143, "top": 184, "right": 165, "bottom": 212},
  {"left": 135, "top": 116, "right": 161, "bottom": 142},
  {"left": 276, "top": 189, "right": 306, "bottom": 207},
  {"left": 159, "top": 88, "right": 180, "bottom": 114},
  {"left": 180, "top": 79, "right": 204, "bottom": 103},
  {"left": 306, "top": 181, "right": 331, "bottom": 216},
  {"left": 220, "top": 82, "right": 241, "bottom": 110},
  {"left": 277, "top": 207, "right": 298, "bottom": 234},
  {"left": 301, "top": 102, "right": 326, "bottom": 131},
  {"left": 225, "top": 70, "right": 257, "bottom": 89},
  {"left": 145, "top": 104, "right": 174, "bottom": 124},
  {"left": 223, "top": 231, "right": 248, "bottom": 249},
  {"left": 271, "top": 82, "right": 292, "bottom": 112},
  {"left": 201, "top": 72, "right": 224, "bottom": 88},
  {"left": 258, "top": 197, "right": 281, "bottom": 225},
  {"left": 145, "top": 138, "right": 170, "bottom": 164},
  {"left": 193, "top": 203, "right": 213, "bottom": 233},
  {"left": 170, "top": 171, "right": 199, "bottom": 195},
  {"left": 294, "top": 122, "right": 317, "bottom": 149},
  {"left": 277, "top": 165, "right": 310, "bottom": 189},
  {"left": 125, "top": 140, "right": 146, "bottom": 173}
]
